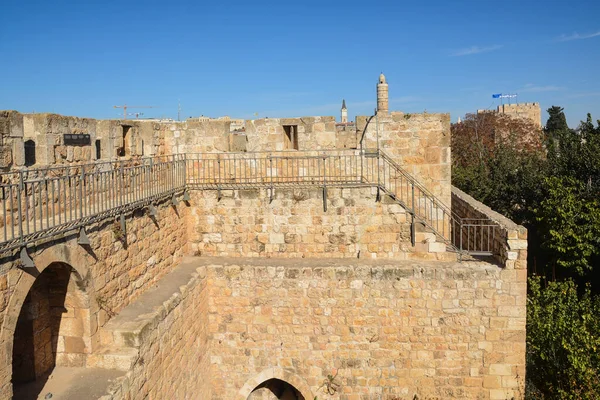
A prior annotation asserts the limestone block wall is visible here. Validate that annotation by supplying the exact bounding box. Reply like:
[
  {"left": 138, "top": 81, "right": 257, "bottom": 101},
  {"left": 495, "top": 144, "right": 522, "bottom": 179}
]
[
  {"left": 451, "top": 186, "right": 527, "bottom": 270},
  {"left": 245, "top": 117, "right": 348, "bottom": 152},
  {"left": 497, "top": 103, "right": 541, "bottom": 128},
  {"left": 105, "top": 266, "right": 212, "bottom": 400},
  {"left": 358, "top": 112, "right": 451, "bottom": 207},
  {"left": 205, "top": 258, "right": 527, "bottom": 400},
  {"left": 0, "top": 200, "right": 189, "bottom": 398},
  {"left": 156, "top": 120, "right": 230, "bottom": 155},
  {"left": 187, "top": 187, "right": 452, "bottom": 260},
  {"left": 22, "top": 113, "right": 97, "bottom": 165},
  {"left": 0, "top": 111, "right": 24, "bottom": 169},
  {"left": 335, "top": 123, "right": 358, "bottom": 149}
]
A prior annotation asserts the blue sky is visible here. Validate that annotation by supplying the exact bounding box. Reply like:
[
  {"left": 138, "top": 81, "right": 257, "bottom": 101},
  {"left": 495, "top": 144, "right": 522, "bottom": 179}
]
[{"left": 0, "top": 0, "right": 598, "bottom": 127}]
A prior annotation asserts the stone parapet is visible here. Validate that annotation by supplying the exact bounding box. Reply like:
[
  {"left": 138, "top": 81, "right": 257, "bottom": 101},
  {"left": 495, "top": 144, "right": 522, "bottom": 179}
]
[{"left": 451, "top": 186, "right": 527, "bottom": 270}]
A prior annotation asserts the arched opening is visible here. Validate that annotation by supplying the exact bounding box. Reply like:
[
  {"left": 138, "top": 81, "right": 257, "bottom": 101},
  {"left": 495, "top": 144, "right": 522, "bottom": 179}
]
[
  {"left": 24, "top": 139, "right": 36, "bottom": 167},
  {"left": 247, "top": 379, "right": 305, "bottom": 400},
  {"left": 12, "top": 262, "right": 92, "bottom": 399}
]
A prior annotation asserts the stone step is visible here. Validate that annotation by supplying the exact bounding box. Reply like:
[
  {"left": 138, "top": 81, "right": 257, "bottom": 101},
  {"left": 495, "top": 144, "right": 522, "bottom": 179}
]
[
  {"left": 86, "top": 346, "right": 139, "bottom": 371},
  {"left": 90, "top": 257, "right": 203, "bottom": 373}
]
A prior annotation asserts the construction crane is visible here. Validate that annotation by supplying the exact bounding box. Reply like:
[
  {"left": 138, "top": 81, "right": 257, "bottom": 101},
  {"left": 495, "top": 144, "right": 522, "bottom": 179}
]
[{"left": 114, "top": 105, "right": 156, "bottom": 120}]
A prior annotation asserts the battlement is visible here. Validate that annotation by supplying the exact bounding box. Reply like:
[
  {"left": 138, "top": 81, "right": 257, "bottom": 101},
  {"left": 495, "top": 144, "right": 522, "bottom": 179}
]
[
  {"left": 498, "top": 103, "right": 540, "bottom": 110},
  {"left": 475, "top": 102, "right": 542, "bottom": 127}
]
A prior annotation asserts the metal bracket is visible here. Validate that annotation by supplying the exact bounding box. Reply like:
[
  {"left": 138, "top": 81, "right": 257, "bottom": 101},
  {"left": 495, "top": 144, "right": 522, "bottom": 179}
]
[
  {"left": 19, "top": 247, "right": 35, "bottom": 270},
  {"left": 77, "top": 227, "right": 91, "bottom": 246},
  {"left": 182, "top": 190, "right": 191, "bottom": 202},
  {"left": 148, "top": 204, "right": 158, "bottom": 217},
  {"left": 376, "top": 187, "right": 381, "bottom": 203},
  {"left": 323, "top": 186, "right": 328, "bottom": 212},
  {"left": 171, "top": 193, "right": 179, "bottom": 206},
  {"left": 120, "top": 214, "right": 126, "bottom": 236}
]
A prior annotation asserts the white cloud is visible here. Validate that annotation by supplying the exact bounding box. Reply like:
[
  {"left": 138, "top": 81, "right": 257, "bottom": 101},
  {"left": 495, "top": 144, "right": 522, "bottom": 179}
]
[
  {"left": 557, "top": 31, "right": 600, "bottom": 41},
  {"left": 450, "top": 45, "right": 503, "bottom": 56},
  {"left": 567, "top": 92, "right": 600, "bottom": 99},
  {"left": 519, "top": 84, "right": 564, "bottom": 93}
]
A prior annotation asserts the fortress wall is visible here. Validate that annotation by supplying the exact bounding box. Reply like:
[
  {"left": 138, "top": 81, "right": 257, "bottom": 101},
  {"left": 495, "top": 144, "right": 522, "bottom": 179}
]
[
  {"left": 204, "top": 258, "right": 526, "bottom": 400},
  {"left": 497, "top": 103, "right": 541, "bottom": 128},
  {"left": 108, "top": 266, "right": 212, "bottom": 400},
  {"left": 157, "top": 120, "right": 231, "bottom": 155},
  {"left": 358, "top": 112, "right": 452, "bottom": 207},
  {"left": 244, "top": 116, "right": 349, "bottom": 152},
  {"left": 187, "top": 188, "right": 451, "bottom": 261},
  {"left": 0, "top": 200, "right": 189, "bottom": 397},
  {"left": 451, "top": 186, "right": 528, "bottom": 270}
]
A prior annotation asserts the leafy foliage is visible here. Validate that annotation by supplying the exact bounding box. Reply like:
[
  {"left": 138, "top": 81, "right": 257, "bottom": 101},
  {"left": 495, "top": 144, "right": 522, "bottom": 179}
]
[
  {"left": 452, "top": 107, "right": 600, "bottom": 399},
  {"left": 452, "top": 112, "right": 545, "bottom": 223},
  {"left": 535, "top": 177, "right": 600, "bottom": 276},
  {"left": 527, "top": 277, "right": 600, "bottom": 399}
]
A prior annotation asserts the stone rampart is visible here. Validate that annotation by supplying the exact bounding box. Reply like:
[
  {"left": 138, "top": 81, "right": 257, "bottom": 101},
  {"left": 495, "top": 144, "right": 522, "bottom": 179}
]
[
  {"left": 188, "top": 188, "right": 452, "bottom": 261},
  {"left": 97, "top": 260, "right": 211, "bottom": 400},
  {"left": 0, "top": 199, "right": 189, "bottom": 398},
  {"left": 85, "top": 256, "right": 526, "bottom": 400},
  {"left": 451, "top": 186, "right": 527, "bottom": 270}
]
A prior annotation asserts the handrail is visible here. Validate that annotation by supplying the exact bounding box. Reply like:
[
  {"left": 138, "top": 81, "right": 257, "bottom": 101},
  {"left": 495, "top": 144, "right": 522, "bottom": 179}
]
[{"left": 0, "top": 149, "right": 498, "bottom": 257}]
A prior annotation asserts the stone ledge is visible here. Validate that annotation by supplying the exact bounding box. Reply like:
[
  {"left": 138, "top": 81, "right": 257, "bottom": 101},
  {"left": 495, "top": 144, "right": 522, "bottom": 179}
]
[
  {"left": 94, "top": 257, "right": 205, "bottom": 369},
  {"left": 452, "top": 186, "right": 524, "bottom": 234}
]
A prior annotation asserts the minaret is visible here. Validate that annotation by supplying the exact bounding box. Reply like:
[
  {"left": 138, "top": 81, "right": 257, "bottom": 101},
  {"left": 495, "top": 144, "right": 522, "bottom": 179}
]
[
  {"left": 341, "top": 99, "right": 348, "bottom": 123},
  {"left": 377, "top": 73, "right": 389, "bottom": 114}
]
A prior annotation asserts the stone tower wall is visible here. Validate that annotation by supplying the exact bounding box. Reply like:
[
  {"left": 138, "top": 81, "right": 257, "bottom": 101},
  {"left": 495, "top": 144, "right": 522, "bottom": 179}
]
[
  {"left": 358, "top": 111, "right": 452, "bottom": 207},
  {"left": 497, "top": 103, "right": 541, "bottom": 127}
]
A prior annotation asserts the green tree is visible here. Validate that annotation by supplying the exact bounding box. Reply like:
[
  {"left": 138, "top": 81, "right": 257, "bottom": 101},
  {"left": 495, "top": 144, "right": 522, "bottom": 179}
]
[
  {"left": 545, "top": 105, "right": 569, "bottom": 137},
  {"left": 534, "top": 176, "right": 600, "bottom": 276},
  {"left": 527, "top": 277, "right": 600, "bottom": 399},
  {"left": 452, "top": 112, "right": 545, "bottom": 223}
]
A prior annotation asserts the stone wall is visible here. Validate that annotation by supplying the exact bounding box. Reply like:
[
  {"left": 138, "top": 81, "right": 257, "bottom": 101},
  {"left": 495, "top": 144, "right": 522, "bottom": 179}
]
[
  {"left": 0, "top": 111, "right": 23, "bottom": 169},
  {"left": 202, "top": 257, "right": 526, "bottom": 399},
  {"left": 100, "top": 262, "right": 212, "bottom": 400},
  {"left": 359, "top": 112, "right": 451, "bottom": 207},
  {"left": 496, "top": 103, "right": 541, "bottom": 128},
  {"left": 188, "top": 188, "right": 450, "bottom": 261},
  {"left": 76, "top": 255, "right": 526, "bottom": 400},
  {"left": 245, "top": 117, "right": 350, "bottom": 152},
  {"left": 0, "top": 199, "right": 189, "bottom": 398},
  {"left": 451, "top": 186, "right": 527, "bottom": 270},
  {"left": 22, "top": 113, "right": 98, "bottom": 165}
]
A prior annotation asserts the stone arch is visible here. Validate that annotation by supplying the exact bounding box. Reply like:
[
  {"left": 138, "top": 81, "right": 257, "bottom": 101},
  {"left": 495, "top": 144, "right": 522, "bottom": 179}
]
[
  {"left": 1, "top": 242, "right": 98, "bottom": 395},
  {"left": 237, "top": 367, "right": 313, "bottom": 400}
]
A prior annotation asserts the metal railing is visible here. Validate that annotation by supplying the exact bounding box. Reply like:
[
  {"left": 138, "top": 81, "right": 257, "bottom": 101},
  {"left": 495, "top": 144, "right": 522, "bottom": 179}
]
[
  {"left": 0, "top": 155, "right": 186, "bottom": 254},
  {"left": 0, "top": 149, "right": 498, "bottom": 256}
]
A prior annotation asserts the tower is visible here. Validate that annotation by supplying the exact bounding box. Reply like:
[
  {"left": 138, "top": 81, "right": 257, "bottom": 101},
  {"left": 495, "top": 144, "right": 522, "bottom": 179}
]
[
  {"left": 341, "top": 99, "right": 348, "bottom": 123},
  {"left": 377, "top": 73, "right": 389, "bottom": 115}
]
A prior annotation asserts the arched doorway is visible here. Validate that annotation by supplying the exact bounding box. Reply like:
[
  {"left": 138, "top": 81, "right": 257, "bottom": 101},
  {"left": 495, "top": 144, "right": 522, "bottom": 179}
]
[
  {"left": 12, "top": 261, "right": 92, "bottom": 398},
  {"left": 247, "top": 378, "right": 304, "bottom": 400},
  {"left": 237, "top": 368, "right": 314, "bottom": 400}
]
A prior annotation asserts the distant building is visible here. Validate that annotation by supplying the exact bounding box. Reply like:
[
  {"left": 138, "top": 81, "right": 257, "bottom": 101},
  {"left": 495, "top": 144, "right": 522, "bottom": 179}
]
[{"left": 477, "top": 102, "right": 541, "bottom": 127}]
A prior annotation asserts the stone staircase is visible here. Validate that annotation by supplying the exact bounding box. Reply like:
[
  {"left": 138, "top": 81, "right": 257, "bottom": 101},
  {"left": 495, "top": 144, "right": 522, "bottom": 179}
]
[{"left": 86, "top": 258, "right": 202, "bottom": 371}]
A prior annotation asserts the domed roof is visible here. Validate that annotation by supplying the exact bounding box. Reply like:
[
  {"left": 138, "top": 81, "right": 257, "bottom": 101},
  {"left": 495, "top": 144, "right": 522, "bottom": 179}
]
[{"left": 378, "top": 73, "right": 386, "bottom": 84}]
